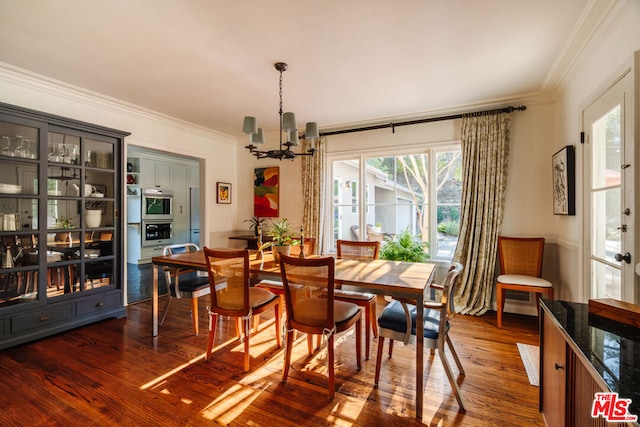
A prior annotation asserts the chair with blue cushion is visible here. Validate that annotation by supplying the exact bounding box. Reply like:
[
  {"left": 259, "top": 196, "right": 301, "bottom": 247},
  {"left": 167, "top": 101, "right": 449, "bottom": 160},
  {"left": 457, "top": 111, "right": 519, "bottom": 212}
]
[
  {"left": 161, "top": 243, "right": 210, "bottom": 335},
  {"left": 374, "top": 262, "right": 465, "bottom": 410}
]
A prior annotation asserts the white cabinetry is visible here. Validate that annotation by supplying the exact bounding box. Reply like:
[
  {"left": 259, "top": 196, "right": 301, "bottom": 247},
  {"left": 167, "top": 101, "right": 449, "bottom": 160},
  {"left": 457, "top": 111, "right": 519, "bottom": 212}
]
[{"left": 140, "top": 158, "right": 173, "bottom": 188}]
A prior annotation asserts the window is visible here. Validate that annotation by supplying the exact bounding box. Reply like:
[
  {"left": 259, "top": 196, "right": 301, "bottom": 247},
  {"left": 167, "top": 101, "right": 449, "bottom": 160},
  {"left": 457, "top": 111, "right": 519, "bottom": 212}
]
[{"left": 327, "top": 146, "right": 462, "bottom": 260}]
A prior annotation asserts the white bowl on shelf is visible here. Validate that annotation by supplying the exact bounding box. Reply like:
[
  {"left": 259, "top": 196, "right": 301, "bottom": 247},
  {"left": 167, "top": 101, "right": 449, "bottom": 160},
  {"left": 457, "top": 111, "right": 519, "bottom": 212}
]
[{"left": 0, "top": 183, "right": 22, "bottom": 194}]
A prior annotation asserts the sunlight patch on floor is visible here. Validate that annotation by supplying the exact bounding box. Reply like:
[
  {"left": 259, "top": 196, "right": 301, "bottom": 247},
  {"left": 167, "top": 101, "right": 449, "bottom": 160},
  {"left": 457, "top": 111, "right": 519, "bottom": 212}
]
[{"left": 139, "top": 337, "right": 236, "bottom": 390}]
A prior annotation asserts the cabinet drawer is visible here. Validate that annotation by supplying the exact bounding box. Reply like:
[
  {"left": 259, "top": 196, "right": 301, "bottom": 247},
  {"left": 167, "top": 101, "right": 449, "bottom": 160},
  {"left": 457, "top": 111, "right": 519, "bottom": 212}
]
[
  {"left": 11, "top": 304, "right": 73, "bottom": 334},
  {"left": 76, "top": 292, "right": 121, "bottom": 316},
  {"left": 0, "top": 318, "right": 4, "bottom": 336}
]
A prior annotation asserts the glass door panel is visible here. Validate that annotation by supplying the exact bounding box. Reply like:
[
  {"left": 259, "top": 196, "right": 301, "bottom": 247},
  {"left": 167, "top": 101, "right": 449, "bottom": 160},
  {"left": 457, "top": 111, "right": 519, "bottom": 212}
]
[
  {"left": 0, "top": 119, "right": 40, "bottom": 306},
  {"left": 85, "top": 138, "right": 114, "bottom": 169},
  {"left": 583, "top": 71, "right": 633, "bottom": 302},
  {"left": 48, "top": 132, "right": 80, "bottom": 165}
]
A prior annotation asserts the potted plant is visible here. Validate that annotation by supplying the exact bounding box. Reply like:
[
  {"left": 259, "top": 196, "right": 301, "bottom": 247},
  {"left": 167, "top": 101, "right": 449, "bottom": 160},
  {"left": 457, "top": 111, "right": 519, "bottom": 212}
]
[
  {"left": 84, "top": 200, "right": 104, "bottom": 228},
  {"left": 268, "top": 218, "right": 299, "bottom": 263},
  {"left": 243, "top": 216, "right": 266, "bottom": 236},
  {"left": 379, "top": 228, "right": 430, "bottom": 263},
  {"left": 55, "top": 215, "right": 75, "bottom": 242}
]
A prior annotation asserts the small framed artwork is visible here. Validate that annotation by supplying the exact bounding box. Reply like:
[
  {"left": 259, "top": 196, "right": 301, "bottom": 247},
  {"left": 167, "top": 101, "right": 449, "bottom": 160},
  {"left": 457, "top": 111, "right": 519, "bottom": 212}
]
[
  {"left": 552, "top": 145, "right": 575, "bottom": 215},
  {"left": 216, "top": 182, "right": 231, "bottom": 204}
]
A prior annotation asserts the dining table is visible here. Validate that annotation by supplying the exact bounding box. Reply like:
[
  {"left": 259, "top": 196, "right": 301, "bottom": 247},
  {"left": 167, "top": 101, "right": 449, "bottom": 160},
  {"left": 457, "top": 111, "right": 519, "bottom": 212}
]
[{"left": 151, "top": 250, "right": 436, "bottom": 419}]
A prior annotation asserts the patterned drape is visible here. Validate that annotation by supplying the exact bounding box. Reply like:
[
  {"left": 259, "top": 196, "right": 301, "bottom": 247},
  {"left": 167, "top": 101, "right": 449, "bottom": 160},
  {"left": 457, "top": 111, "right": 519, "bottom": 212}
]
[
  {"left": 301, "top": 137, "right": 326, "bottom": 254},
  {"left": 453, "top": 112, "right": 511, "bottom": 315}
]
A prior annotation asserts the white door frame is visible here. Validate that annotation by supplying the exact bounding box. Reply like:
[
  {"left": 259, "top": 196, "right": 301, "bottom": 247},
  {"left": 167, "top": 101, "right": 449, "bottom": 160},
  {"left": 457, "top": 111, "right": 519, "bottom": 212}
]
[{"left": 580, "top": 55, "right": 638, "bottom": 304}]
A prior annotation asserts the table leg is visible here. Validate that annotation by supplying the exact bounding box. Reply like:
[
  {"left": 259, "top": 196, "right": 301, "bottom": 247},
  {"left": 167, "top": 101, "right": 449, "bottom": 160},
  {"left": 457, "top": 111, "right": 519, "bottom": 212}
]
[
  {"left": 152, "top": 263, "right": 159, "bottom": 337},
  {"left": 416, "top": 290, "right": 424, "bottom": 419}
]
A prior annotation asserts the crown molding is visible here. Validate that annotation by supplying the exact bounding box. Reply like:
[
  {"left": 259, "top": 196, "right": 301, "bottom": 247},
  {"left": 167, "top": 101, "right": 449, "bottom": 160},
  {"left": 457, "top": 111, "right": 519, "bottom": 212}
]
[
  {"left": 0, "top": 62, "right": 235, "bottom": 142},
  {"left": 541, "top": 0, "right": 626, "bottom": 94}
]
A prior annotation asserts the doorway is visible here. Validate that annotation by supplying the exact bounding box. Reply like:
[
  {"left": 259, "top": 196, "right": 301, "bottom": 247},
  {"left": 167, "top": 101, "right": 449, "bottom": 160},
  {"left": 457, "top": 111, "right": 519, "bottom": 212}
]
[{"left": 582, "top": 70, "right": 636, "bottom": 302}]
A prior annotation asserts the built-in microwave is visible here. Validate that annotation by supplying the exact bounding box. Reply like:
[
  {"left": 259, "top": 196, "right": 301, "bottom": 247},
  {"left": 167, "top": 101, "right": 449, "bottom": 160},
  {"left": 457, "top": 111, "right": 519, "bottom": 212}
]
[
  {"left": 141, "top": 188, "right": 173, "bottom": 220},
  {"left": 142, "top": 221, "right": 173, "bottom": 247}
]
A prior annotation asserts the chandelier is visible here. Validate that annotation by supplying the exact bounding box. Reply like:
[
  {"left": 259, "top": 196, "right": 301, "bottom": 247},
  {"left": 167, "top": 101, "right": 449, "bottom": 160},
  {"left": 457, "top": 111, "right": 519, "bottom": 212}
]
[{"left": 242, "top": 62, "right": 318, "bottom": 160}]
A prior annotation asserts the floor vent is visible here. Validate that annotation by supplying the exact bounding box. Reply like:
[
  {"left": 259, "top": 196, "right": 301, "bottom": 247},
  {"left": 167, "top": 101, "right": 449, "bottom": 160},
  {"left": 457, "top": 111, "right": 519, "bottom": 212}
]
[{"left": 505, "top": 290, "right": 530, "bottom": 301}]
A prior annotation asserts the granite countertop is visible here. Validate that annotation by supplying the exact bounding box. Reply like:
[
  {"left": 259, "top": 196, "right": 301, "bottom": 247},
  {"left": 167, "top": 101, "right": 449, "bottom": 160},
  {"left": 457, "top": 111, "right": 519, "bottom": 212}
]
[{"left": 542, "top": 299, "right": 640, "bottom": 420}]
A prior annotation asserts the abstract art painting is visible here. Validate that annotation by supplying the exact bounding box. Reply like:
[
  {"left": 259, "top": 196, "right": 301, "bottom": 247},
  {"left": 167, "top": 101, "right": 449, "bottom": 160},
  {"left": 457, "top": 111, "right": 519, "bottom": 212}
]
[{"left": 254, "top": 167, "right": 279, "bottom": 217}]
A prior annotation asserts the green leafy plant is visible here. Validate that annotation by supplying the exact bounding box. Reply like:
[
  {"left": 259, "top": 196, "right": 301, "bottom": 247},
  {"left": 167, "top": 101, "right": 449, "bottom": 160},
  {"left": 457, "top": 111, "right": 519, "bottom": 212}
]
[
  {"left": 243, "top": 216, "right": 266, "bottom": 236},
  {"left": 268, "top": 218, "right": 299, "bottom": 246},
  {"left": 437, "top": 220, "right": 460, "bottom": 236},
  {"left": 56, "top": 215, "right": 75, "bottom": 229},
  {"left": 379, "top": 228, "right": 429, "bottom": 262}
]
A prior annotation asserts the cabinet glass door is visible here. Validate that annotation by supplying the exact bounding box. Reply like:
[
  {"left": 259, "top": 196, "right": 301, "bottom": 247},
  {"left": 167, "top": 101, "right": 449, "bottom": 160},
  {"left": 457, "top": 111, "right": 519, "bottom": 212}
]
[
  {"left": 0, "top": 120, "right": 40, "bottom": 306},
  {"left": 46, "top": 131, "right": 116, "bottom": 297}
]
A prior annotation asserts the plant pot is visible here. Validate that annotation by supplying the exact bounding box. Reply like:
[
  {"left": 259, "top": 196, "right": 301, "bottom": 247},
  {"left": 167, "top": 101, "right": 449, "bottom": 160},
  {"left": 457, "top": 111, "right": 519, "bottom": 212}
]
[
  {"left": 272, "top": 245, "right": 290, "bottom": 264},
  {"left": 85, "top": 210, "right": 102, "bottom": 228}
]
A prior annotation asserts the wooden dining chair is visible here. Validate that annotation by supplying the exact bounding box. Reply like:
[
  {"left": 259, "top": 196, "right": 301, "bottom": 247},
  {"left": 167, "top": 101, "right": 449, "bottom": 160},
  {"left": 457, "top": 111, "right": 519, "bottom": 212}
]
[
  {"left": 279, "top": 254, "right": 362, "bottom": 400},
  {"left": 332, "top": 239, "right": 380, "bottom": 359},
  {"left": 203, "top": 247, "right": 281, "bottom": 372},
  {"left": 160, "top": 243, "right": 210, "bottom": 335},
  {"left": 288, "top": 237, "right": 316, "bottom": 258},
  {"left": 256, "top": 237, "right": 316, "bottom": 322},
  {"left": 496, "top": 236, "right": 553, "bottom": 328},
  {"left": 374, "top": 262, "right": 466, "bottom": 410}
]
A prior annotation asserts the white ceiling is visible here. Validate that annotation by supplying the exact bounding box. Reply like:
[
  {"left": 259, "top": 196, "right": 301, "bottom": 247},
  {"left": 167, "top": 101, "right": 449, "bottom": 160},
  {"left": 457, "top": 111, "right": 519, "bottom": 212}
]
[{"left": 0, "top": 0, "right": 597, "bottom": 137}]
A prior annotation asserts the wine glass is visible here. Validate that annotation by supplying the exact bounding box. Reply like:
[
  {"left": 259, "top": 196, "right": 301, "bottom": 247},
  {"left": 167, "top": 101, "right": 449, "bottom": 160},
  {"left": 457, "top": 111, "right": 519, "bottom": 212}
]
[
  {"left": 1, "top": 136, "right": 13, "bottom": 157},
  {"left": 57, "top": 143, "right": 68, "bottom": 163},
  {"left": 24, "top": 139, "right": 36, "bottom": 159},
  {"left": 15, "top": 136, "right": 30, "bottom": 158}
]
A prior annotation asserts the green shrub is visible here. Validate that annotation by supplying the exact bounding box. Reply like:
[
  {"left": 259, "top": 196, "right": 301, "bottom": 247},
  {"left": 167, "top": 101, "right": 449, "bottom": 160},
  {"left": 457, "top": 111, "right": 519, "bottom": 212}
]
[
  {"left": 437, "top": 220, "right": 460, "bottom": 236},
  {"left": 379, "top": 228, "right": 429, "bottom": 263}
]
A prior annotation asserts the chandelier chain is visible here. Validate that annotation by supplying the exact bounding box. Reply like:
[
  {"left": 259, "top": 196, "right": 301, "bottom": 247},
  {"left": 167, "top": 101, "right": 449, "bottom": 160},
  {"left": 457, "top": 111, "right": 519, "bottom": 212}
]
[{"left": 279, "top": 70, "right": 283, "bottom": 116}]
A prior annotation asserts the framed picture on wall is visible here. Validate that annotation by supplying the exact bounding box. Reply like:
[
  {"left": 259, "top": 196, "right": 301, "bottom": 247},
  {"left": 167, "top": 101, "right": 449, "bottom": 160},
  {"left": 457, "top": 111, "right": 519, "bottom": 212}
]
[
  {"left": 216, "top": 182, "right": 231, "bottom": 204},
  {"left": 552, "top": 145, "right": 575, "bottom": 215},
  {"left": 254, "top": 167, "right": 279, "bottom": 217}
]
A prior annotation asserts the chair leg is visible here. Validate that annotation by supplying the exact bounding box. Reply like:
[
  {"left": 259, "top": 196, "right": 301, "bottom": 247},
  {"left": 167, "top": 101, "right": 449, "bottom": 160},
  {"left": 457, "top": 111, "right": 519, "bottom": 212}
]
[
  {"left": 497, "top": 284, "right": 505, "bottom": 328},
  {"left": 370, "top": 300, "right": 378, "bottom": 338},
  {"left": 274, "top": 302, "right": 282, "bottom": 348},
  {"left": 191, "top": 298, "right": 199, "bottom": 336},
  {"left": 282, "top": 329, "right": 294, "bottom": 383},
  {"left": 159, "top": 296, "right": 173, "bottom": 326},
  {"left": 355, "top": 317, "right": 362, "bottom": 371},
  {"left": 388, "top": 339, "right": 394, "bottom": 357},
  {"left": 327, "top": 334, "right": 335, "bottom": 400},
  {"left": 205, "top": 313, "right": 218, "bottom": 360},
  {"left": 374, "top": 336, "right": 385, "bottom": 387},
  {"left": 307, "top": 333, "right": 314, "bottom": 355},
  {"left": 235, "top": 318, "right": 242, "bottom": 339},
  {"left": 438, "top": 345, "right": 466, "bottom": 410},
  {"left": 243, "top": 317, "right": 251, "bottom": 372},
  {"left": 253, "top": 314, "right": 260, "bottom": 334},
  {"left": 364, "top": 305, "right": 371, "bottom": 360},
  {"left": 446, "top": 335, "right": 465, "bottom": 375}
]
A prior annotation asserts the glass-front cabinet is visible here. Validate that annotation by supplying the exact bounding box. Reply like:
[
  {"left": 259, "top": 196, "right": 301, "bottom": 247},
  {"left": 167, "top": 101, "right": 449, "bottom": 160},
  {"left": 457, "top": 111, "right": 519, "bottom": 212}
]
[{"left": 0, "top": 102, "right": 128, "bottom": 350}]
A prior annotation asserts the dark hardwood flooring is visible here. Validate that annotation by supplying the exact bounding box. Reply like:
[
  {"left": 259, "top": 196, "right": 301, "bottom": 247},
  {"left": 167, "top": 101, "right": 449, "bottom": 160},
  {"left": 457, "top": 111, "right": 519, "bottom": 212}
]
[
  {"left": 0, "top": 282, "right": 545, "bottom": 426},
  {"left": 126, "top": 262, "right": 163, "bottom": 303}
]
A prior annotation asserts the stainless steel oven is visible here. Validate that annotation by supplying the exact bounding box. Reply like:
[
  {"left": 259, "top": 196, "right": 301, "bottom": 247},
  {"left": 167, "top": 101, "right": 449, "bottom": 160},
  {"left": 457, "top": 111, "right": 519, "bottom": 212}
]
[
  {"left": 141, "top": 188, "right": 173, "bottom": 220},
  {"left": 142, "top": 221, "right": 173, "bottom": 247}
]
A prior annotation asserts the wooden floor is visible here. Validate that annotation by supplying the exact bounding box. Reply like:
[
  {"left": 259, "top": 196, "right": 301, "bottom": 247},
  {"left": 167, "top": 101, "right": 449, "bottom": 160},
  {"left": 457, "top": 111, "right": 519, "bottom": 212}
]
[{"left": 0, "top": 295, "right": 544, "bottom": 426}]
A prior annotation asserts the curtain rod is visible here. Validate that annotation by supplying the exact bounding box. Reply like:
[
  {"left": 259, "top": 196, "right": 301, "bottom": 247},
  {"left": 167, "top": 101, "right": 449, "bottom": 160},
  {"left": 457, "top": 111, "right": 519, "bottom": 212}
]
[{"left": 319, "top": 105, "right": 526, "bottom": 137}]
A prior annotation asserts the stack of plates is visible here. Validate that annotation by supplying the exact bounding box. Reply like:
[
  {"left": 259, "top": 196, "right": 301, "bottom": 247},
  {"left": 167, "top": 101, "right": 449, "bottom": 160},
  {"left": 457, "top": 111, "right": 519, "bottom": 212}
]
[{"left": 0, "top": 183, "right": 22, "bottom": 194}]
